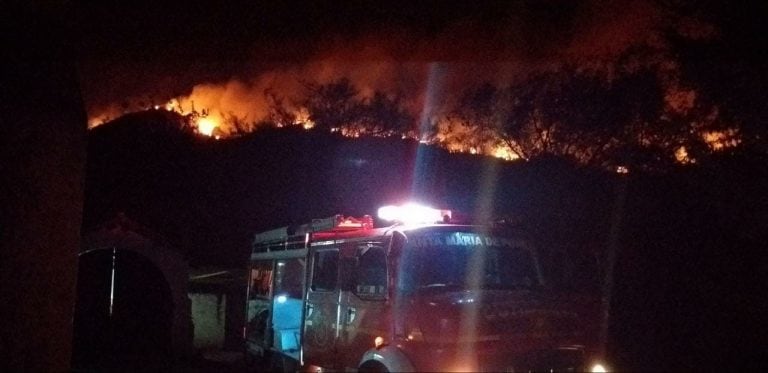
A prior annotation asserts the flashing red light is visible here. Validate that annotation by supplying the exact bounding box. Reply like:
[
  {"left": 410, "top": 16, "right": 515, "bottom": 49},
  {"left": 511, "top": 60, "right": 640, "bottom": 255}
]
[{"left": 334, "top": 215, "right": 374, "bottom": 230}]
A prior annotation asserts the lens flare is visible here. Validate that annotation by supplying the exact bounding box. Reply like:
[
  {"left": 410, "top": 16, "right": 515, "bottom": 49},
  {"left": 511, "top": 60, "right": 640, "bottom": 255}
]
[{"left": 377, "top": 203, "right": 450, "bottom": 224}]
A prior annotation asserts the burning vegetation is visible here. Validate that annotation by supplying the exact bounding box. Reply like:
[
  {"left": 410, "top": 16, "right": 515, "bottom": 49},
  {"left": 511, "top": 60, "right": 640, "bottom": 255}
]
[
  {"left": 86, "top": 62, "right": 743, "bottom": 172},
  {"left": 82, "top": 0, "right": 755, "bottom": 172}
]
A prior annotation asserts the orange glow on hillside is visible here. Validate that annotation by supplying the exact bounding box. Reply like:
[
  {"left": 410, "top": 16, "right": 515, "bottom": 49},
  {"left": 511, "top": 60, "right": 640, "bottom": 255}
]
[
  {"left": 295, "top": 108, "right": 315, "bottom": 130},
  {"left": 85, "top": 92, "right": 744, "bottom": 165},
  {"left": 84, "top": 50, "right": 739, "bottom": 165},
  {"left": 492, "top": 145, "right": 519, "bottom": 161},
  {"left": 702, "top": 129, "right": 740, "bottom": 151},
  {"left": 675, "top": 146, "right": 692, "bottom": 164},
  {"left": 196, "top": 117, "right": 218, "bottom": 137},
  {"left": 80, "top": 3, "right": 733, "bottom": 167}
]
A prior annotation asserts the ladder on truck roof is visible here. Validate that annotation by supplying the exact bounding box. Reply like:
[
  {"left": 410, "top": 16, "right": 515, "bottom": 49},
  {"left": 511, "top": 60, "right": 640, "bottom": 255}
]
[{"left": 251, "top": 214, "right": 374, "bottom": 252}]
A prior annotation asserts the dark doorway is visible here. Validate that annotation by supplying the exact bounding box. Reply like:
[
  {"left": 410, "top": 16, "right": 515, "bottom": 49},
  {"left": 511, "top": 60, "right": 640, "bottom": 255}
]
[{"left": 72, "top": 249, "right": 173, "bottom": 369}]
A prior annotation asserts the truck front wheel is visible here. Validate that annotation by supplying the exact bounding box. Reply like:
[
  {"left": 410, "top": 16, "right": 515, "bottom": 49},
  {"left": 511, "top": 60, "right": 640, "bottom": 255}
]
[{"left": 358, "top": 360, "right": 388, "bottom": 373}]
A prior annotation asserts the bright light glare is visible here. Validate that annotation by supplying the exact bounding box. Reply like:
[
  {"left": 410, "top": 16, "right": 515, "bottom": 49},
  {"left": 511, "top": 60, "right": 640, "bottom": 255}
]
[
  {"left": 276, "top": 294, "right": 288, "bottom": 303},
  {"left": 590, "top": 363, "right": 608, "bottom": 373},
  {"left": 377, "top": 203, "right": 449, "bottom": 224},
  {"left": 197, "top": 117, "right": 217, "bottom": 136},
  {"left": 448, "top": 365, "right": 474, "bottom": 373}
]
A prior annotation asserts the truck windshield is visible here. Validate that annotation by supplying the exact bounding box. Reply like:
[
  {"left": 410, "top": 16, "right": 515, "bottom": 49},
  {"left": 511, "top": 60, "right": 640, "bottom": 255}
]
[{"left": 397, "top": 230, "right": 539, "bottom": 294}]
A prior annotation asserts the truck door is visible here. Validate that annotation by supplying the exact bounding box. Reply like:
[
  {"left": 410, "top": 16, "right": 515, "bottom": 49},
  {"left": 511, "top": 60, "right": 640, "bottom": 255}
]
[
  {"left": 303, "top": 247, "right": 340, "bottom": 367},
  {"left": 245, "top": 260, "right": 274, "bottom": 356},
  {"left": 337, "top": 244, "right": 390, "bottom": 369},
  {"left": 272, "top": 258, "right": 305, "bottom": 361}
]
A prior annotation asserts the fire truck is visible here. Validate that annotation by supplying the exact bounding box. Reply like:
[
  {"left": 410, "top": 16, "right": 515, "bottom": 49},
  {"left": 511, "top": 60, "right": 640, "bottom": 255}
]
[{"left": 244, "top": 203, "right": 608, "bottom": 372}]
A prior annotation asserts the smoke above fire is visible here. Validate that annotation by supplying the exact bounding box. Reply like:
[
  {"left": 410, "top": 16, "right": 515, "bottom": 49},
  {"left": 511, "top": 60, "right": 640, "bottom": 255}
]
[{"left": 84, "top": 1, "right": 665, "bottom": 121}]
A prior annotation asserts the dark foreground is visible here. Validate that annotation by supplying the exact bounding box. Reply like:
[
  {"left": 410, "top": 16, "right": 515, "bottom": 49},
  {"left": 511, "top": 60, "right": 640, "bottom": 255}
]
[{"left": 72, "top": 350, "right": 250, "bottom": 373}]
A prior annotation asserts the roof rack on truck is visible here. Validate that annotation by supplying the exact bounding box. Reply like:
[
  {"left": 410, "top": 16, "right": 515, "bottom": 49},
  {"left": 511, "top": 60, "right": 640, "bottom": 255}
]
[{"left": 251, "top": 214, "right": 374, "bottom": 252}]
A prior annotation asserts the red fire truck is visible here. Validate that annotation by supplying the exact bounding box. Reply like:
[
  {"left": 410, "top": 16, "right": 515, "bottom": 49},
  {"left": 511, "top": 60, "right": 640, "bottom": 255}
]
[{"left": 244, "top": 203, "right": 608, "bottom": 372}]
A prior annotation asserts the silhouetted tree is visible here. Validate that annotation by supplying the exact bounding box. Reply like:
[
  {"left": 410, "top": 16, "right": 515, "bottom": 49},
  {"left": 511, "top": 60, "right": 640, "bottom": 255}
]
[
  {"left": 663, "top": 1, "right": 768, "bottom": 155},
  {"left": 357, "top": 92, "right": 415, "bottom": 137},
  {"left": 264, "top": 88, "right": 298, "bottom": 127},
  {"left": 221, "top": 111, "right": 255, "bottom": 136},
  {"left": 442, "top": 82, "right": 532, "bottom": 158},
  {"left": 303, "top": 78, "right": 363, "bottom": 134},
  {"left": 450, "top": 67, "right": 674, "bottom": 168},
  {"left": 558, "top": 68, "right": 665, "bottom": 167}
]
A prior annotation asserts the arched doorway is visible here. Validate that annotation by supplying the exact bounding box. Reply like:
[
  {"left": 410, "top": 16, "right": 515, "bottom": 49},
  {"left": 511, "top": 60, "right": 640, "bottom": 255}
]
[{"left": 72, "top": 249, "right": 173, "bottom": 368}]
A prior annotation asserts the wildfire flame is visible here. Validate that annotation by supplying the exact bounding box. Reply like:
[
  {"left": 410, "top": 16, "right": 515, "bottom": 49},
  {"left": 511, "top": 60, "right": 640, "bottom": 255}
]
[
  {"left": 278, "top": 107, "right": 315, "bottom": 130},
  {"left": 86, "top": 92, "right": 742, "bottom": 164},
  {"left": 675, "top": 146, "right": 692, "bottom": 164},
  {"left": 493, "top": 145, "right": 518, "bottom": 161},
  {"left": 81, "top": 1, "right": 738, "bottom": 166},
  {"left": 196, "top": 117, "right": 218, "bottom": 137},
  {"left": 85, "top": 48, "right": 739, "bottom": 164},
  {"left": 702, "top": 129, "right": 740, "bottom": 151}
]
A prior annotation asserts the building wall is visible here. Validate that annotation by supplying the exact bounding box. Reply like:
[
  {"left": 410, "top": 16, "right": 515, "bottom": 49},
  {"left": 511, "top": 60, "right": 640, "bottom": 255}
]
[
  {"left": 82, "top": 229, "right": 192, "bottom": 357},
  {"left": 191, "top": 293, "right": 227, "bottom": 349},
  {"left": 0, "top": 4, "right": 86, "bottom": 371}
]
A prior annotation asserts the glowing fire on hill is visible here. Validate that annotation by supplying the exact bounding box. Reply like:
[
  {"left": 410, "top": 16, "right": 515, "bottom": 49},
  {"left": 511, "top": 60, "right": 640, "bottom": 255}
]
[
  {"left": 86, "top": 80, "right": 741, "bottom": 166},
  {"left": 84, "top": 55, "right": 743, "bottom": 168},
  {"left": 80, "top": 0, "right": 750, "bottom": 169},
  {"left": 196, "top": 117, "right": 218, "bottom": 137}
]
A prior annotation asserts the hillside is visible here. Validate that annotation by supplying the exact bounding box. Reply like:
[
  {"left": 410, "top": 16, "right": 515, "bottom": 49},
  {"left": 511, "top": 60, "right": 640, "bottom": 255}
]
[
  {"left": 83, "top": 110, "right": 768, "bottom": 370},
  {"left": 83, "top": 110, "right": 614, "bottom": 267}
]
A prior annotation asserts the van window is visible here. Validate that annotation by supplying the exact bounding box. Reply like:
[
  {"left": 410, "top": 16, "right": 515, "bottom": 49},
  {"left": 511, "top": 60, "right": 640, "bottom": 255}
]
[
  {"left": 312, "top": 250, "right": 339, "bottom": 291},
  {"left": 355, "top": 247, "right": 387, "bottom": 297}
]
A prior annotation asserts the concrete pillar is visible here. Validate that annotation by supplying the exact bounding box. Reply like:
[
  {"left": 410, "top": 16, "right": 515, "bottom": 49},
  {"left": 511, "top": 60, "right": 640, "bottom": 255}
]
[{"left": 0, "top": 3, "right": 86, "bottom": 371}]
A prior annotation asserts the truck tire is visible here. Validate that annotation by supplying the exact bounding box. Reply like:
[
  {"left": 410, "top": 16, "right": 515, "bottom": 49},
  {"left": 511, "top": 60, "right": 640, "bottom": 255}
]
[{"left": 358, "top": 360, "right": 389, "bottom": 373}]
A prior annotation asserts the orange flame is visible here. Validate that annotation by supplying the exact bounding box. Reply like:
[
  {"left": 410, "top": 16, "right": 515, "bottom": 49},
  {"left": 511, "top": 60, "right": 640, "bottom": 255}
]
[
  {"left": 702, "top": 129, "right": 740, "bottom": 151},
  {"left": 675, "top": 146, "right": 692, "bottom": 164},
  {"left": 196, "top": 117, "right": 218, "bottom": 137}
]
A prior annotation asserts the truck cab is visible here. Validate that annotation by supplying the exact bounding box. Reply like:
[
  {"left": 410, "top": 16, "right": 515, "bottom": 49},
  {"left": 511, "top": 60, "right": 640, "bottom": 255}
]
[{"left": 245, "top": 204, "right": 607, "bottom": 372}]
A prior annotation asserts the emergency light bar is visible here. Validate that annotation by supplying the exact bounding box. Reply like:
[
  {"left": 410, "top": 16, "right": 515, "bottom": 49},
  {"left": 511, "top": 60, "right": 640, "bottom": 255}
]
[
  {"left": 377, "top": 203, "right": 451, "bottom": 225},
  {"left": 310, "top": 214, "right": 374, "bottom": 232},
  {"left": 253, "top": 214, "right": 373, "bottom": 246},
  {"left": 334, "top": 215, "right": 374, "bottom": 230}
]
